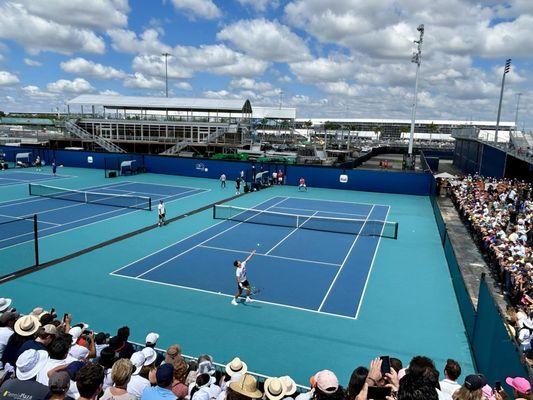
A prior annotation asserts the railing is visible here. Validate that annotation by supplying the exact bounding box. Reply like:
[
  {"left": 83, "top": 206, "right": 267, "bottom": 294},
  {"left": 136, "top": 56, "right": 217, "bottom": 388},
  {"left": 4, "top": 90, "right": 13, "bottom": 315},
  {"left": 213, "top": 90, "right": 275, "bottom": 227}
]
[{"left": 65, "top": 120, "right": 126, "bottom": 153}]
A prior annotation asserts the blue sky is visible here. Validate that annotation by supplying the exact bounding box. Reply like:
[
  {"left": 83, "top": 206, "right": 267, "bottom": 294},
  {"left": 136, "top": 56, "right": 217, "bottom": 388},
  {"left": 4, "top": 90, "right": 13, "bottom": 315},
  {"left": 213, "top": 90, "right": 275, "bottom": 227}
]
[{"left": 0, "top": 0, "right": 531, "bottom": 127}]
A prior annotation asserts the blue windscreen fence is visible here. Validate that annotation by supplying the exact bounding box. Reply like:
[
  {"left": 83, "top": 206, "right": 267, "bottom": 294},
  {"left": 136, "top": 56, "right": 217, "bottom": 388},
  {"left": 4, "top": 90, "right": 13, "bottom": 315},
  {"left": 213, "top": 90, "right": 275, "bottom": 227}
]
[{"left": 429, "top": 176, "right": 528, "bottom": 385}]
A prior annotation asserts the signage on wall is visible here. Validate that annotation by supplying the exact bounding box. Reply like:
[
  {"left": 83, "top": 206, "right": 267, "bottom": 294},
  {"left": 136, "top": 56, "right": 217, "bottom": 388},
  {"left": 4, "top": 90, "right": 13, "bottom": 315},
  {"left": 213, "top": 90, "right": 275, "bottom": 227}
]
[
  {"left": 195, "top": 163, "right": 208, "bottom": 172},
  {"left": 339, "top": 174, "right": 348, "bottom": 183},
  {"left": 87, "top": 156, "right": 93, "bottom": 164}
]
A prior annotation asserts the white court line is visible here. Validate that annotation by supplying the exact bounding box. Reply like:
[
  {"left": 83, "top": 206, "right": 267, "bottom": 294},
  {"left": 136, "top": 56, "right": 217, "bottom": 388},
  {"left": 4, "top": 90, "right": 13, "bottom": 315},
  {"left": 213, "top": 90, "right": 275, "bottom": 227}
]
[
  {"left": 199, "top": 244, "right": 340, "bottom": 267},
  {"left": 0, "top": 214, "right": 59, "bottom": 226},
  {"left": 112, "top": 273, "right": 357, "bottom": 321},
  {"left": 119, "top": 180, "right": 210, "bottom": 191},
  {"left": 0, "top": 174, "right": 77, "bottom": 187},
  {"left": 288, "top": 195, "right": 390, "bottom": 208},
  {"left": 264, "top": 211, "right": 319, "bottom": 255},
  {"left": 273, "top": 206, "right": 367, "bottom": 219},
  {"left": 354, "top": 205, "right": 391, "bottom": 319},
  {"left": 317, "top": 205, "right": 375, "bottom": 312},
  {"left": 106, "top": 187, "right": 207, "bottom": 197},
  {"left": 136, "top": 197, "right": 290, "bottom": 279},
  {"left": 109, "top": 196, "right": 287, "bottom": 275}
]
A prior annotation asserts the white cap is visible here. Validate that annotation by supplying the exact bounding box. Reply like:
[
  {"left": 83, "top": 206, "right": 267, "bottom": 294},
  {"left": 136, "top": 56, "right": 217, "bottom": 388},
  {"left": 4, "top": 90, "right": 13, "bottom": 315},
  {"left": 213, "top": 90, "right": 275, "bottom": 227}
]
[
  {"left": 69, "top": 327, "right": 82, "bottom": 344},
  {"left": 141, "top": 347, "right": 157, "bottom": 365},
  {"left": 145, "top": 332, "right": 159, "bottom": 345}
]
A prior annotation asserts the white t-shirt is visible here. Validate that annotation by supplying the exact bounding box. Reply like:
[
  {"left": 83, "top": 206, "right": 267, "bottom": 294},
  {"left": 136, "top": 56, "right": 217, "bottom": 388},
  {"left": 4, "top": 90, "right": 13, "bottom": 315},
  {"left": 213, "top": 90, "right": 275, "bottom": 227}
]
[
  {"left": 127, "top": 374, "right": 150, "bottom": 400},
  {"left": 37, "top": 358, "right": 79, "bottom": 398},
  {"left": 158, "top": 203, "right": 165, "bottom": 215},
  {"left": 236, "top": 261, "right": 247, "bottom": 283},
  {"left": 220, "top": 174, "right": 226, "bottom": 181},
  {"left": 439, "top": 379, "right": 461, "bottom": 397},
  {"left": 0, "top": 327, "right": 14, "bottom": 360}
]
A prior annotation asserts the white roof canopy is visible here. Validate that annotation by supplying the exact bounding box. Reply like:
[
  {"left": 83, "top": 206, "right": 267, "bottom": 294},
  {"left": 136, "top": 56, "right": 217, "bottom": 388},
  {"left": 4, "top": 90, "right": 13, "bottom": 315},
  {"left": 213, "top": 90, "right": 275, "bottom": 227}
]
[{"left": 68, "top": 95, "right": 252, "bottom": 113}]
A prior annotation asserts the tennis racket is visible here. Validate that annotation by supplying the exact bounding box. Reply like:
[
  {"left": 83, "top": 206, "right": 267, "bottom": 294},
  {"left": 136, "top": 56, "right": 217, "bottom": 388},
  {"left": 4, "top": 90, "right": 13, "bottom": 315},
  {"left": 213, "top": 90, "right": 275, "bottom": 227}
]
[{"left": 250, "top": 286, "right": 261, "bottom": 295}]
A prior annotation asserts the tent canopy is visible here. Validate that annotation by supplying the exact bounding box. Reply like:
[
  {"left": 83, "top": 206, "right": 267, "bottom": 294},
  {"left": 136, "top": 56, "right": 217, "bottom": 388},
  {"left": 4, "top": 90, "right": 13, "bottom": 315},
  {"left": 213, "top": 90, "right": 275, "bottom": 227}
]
[{"left": 434, "top": 172, "right": 458, "bottom": 179}]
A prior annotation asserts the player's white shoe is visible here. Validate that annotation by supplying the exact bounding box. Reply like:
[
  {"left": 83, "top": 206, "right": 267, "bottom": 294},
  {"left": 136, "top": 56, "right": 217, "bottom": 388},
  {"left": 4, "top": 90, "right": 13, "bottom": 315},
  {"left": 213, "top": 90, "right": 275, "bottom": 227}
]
[
  {"left": 245, "top": 296, "right": 252, "bottom": 303},
  {"left": 231, "top": 298, "right": 238, "bottom": 306}
]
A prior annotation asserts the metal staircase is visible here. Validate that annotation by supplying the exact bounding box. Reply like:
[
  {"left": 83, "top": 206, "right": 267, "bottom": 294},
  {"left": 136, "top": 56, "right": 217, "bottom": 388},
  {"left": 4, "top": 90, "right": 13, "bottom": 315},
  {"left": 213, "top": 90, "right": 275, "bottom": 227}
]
[
  {"left": 65, "top": 120, "right": 126, "bottom": 153},
  {"left": 160, "top": 140, "right": 193, "bottom": 155},
  {"left": 160, "top": 125, "right": 231, "bottom": 155}
]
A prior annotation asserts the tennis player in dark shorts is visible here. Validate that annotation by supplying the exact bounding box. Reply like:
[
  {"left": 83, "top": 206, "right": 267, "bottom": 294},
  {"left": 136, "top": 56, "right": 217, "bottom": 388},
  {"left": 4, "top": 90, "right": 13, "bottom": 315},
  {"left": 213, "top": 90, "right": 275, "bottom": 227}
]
[{"left": 232, "top": 250, "right": 256, "bottom": 305}]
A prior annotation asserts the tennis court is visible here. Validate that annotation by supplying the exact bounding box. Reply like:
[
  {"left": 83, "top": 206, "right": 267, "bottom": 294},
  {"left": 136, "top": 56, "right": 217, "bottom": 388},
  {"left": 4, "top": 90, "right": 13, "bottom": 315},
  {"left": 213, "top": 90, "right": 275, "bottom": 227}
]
[
  {"left": 0, "top": 181, "right": 209, "bottom": 249},
  {"left": 112, "top": 196, "right": 395, "bottom": 319},
  {"left": 0, "top": 169, "right": 75, "bottom": 187}
]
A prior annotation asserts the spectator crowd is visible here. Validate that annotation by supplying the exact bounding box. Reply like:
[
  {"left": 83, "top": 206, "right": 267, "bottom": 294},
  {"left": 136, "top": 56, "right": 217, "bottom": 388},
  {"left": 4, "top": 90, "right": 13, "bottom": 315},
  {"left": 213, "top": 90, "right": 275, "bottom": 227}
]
[
  {"left": 449, "top": 176, "right": 533, "bottom": 358},
  {"left": 0, "top": 298, "right": 530, "bottom": 400}
]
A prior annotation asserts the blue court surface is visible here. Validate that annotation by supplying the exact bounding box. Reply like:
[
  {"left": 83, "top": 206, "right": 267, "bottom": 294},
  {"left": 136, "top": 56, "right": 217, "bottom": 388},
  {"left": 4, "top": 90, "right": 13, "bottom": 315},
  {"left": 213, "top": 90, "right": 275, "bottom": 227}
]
[
  {"left": 112, "top": 196, "right": 390, "bottom": 319},
  {"left": 0, "top": 181, "right": 208, "bottom": 250},
  {"left": 0, "top": 169, "right": 75, "bottom": 186}
]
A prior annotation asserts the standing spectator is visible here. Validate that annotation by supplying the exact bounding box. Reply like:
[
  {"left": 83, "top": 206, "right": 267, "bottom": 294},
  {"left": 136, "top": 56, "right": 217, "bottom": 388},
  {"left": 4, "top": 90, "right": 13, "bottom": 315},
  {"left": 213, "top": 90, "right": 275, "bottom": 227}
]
[
  {"left": 76, "top": 363, "right": 104, "bottom": 400},
  {"left": 101, "top": 359, "right": 136, "bottom": 400},
  {"left": 141, "top": 364, "right": 175, "bottom": 400},
  {"left": 49, "top": 371, "right": 71, "bottom": 400},
  {"left": 117, "top": 327, "right": 135, "bottom": 359},
  {"left": 0, "top": 349, "right": 50, "bottom": 400},
  {"left": 298, "top": 178, "right": 307, "bottom": 192},
  {"left": 272, "top": 171, "right": 277, "bottom": 185},
  {"left": 52, "top": 160, "right": 57, "bottom": 176},
  {"left": 128, "top": 352, "right": 150, "bottom": 400},
  {"left": 158, "top": 201, "right": 166, "bottom": 227},
  {"left": 0, "top": 311, "right": 19, "bottom": 362},
  {"left": 439, "top": 359, "right": 462, "bottom": 397},
  {"left": 220, "top": 174, "right": 227, "bottom": 189},
  {"left": 505, "top": 376, "right": 531, "bottom": 400},
  {"left": 235, "top": 178, "right": 241, "bottom": 195}
]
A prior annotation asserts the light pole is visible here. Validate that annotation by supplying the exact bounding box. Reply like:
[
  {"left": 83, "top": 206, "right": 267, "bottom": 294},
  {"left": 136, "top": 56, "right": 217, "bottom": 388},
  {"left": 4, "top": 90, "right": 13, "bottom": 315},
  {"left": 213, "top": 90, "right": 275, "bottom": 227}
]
[
  {"left": 495, "top": 58, "right": 511, "bottom": 143},
  {"left": 161, "top": 52, "right": 171, "bottom": 97},
  {"left": 407, "top": 24, "right": 424, "bottom": 169},
  {"left": 278, "top": 90, "right": 284, "bottom": 110},
  {"left": 515, "top": 92, "right": 522, "bottom": 131}
]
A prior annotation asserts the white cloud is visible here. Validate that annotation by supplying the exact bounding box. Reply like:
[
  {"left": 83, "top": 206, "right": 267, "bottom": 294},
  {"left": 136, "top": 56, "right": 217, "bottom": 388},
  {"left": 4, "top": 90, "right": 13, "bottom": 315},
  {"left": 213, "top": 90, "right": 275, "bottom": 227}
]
[
  {"left": 0, "top": 70, "right": 19, "bottom": 86},
  {"left": 46, "top": 78, "right": 95, "bottom": 93},
  {"left": 22, "top": 85, "right": 57, "bottom": 98},
  {"left": 203, "top": 90, "right": 240, "bottom": 99},
  {"left": 0, "top": 2, "right": 105, "bottom": 55},
  {"left": 123, "top": 73, "right": 165, "bottom": 89},
  {"left": 217, "top": 19, "right": 311, "bottom": 62},
  {"left": 175, "top": 82, "right": 192, "bottom": 91},
  {"left": 24, "top": 58, "right": 42, "bottom": 67},
  {"left": 107, "top": 28, "right": 172, "bottom": 54},
  {"left": 170, "top": 0, "right": 221, "bottom": 20},
  {"left": 230, "top": 78, "right": 272, "bottom": 91},
  {"left": 132, "top": 55, "right": 193, "bottom": 79},
  {"left": 99, "top": 89, "right": 120, "bottom": 95},
  {"left": 60, "top": 57, "right": 127, "bottom": 79},
  {"left": 290, "top": 57, "right": 356, "bottom": 83},
  {"left": 318, "top": 81, "right": 360, "bottom": 97},
  {"left": 237, "top": 0, "right": 279, "bottom": 12}
]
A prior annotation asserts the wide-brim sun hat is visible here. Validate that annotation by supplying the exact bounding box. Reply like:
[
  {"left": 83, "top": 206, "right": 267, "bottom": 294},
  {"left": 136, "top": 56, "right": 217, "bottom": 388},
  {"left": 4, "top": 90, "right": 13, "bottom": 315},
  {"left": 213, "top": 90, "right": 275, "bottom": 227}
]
[
  {"left": 0, "top": 298, "right": 12, "bottom": 312},
  {"left": 230, "top": 374, "right": 263, "bottom": 399},
  {"left": 225, "top": 357, "right": 248, "bottom": 377},
  {"left": 264, "top": 377, "right": 286, "bottom": 400},
  {"left": 279, "top": 376, "right": 297, "bottom": 396},
  {"left": 141, "top": 347, "right": 157, "bottom": 365},
  {"left": 130, "top": 351, "right": 146, "bottom": 375},
  {"left": 16, "top": 349, "right": 49, "bottom": 380},
  {"left": 14, "top": 315, "right": 41, "bottom": 337}
]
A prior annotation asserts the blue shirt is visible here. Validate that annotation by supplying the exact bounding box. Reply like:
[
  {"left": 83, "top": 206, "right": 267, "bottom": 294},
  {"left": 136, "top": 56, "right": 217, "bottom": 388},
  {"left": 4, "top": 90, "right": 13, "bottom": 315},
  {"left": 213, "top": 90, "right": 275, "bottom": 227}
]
[{"left": 141, "top": 386, "right": 176, "bottom": 400}]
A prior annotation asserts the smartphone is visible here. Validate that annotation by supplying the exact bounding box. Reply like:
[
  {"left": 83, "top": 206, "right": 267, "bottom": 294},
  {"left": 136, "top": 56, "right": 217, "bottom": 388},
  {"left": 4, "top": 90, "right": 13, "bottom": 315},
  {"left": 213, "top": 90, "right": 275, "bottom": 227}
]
[
  {"left": 63, "top": 313, "right": 68, "bottom": 322},
  {"left": 380, "top": 356, "right": 391, "bottom": 375},
  {"left": 367, "top": 386, "right": 391, "bottom": 400},
  {"left": 50, "top": 308, "right": 55, "bottom": 316},
  {"left": 494, "top": 381, "right": 502, "bottom": 392}
]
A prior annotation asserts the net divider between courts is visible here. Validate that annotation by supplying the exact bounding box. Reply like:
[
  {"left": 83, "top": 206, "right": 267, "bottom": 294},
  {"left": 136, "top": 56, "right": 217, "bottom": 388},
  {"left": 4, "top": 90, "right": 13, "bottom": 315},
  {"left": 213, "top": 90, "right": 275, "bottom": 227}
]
[
  {"left": 28, "top": 183, "right": 152, "bottom": 211},
  {"left": 213, "top": 204, "right": 398, "bottom": 239}
]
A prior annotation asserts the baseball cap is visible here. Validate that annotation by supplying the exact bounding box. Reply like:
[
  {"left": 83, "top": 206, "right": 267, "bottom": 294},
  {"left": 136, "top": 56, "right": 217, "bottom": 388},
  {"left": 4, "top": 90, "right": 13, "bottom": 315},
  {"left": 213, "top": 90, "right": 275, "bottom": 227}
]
[
  {"left": 49, "top": 371, "right": 70, "bottom": 393},
  {"left": 464, "top": 374, "right": 487, "bottom": 391},
  {"left": 156, "top": 364, "right": 174, "bottom": 386},
  {"left": 505, "top": 377, "right": 531, "bottom": 394},
  {"left": 314, "top": 370, "right": 339, "bottom": 394},
  {"left": 42, "top": 324, "right": 58, "bottom": 336},
  {"left": 145, "top": 332, "right": 159, "bottom": 345},
  {"left": 69, "top": 327, "right": 82, "bottom": 344}
]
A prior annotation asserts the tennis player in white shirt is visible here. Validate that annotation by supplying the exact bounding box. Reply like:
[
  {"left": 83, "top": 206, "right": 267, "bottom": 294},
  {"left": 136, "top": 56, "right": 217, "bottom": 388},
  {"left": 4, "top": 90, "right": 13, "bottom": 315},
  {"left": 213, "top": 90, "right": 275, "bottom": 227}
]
[
  {"left": 231, "top": 250, "right": 256, "bottom": 305},
  {"left": 158, "top": 200, "right": 166, "bottom": 227}
]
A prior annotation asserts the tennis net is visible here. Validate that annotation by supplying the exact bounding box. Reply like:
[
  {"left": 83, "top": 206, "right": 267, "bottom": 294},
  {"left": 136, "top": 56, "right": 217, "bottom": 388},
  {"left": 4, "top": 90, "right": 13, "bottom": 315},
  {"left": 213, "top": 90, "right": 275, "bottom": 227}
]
[
  {"left": 213, "top": 205, "right": 398, "bottom": 239},
  {"left": 29, "top": 183, "right": 152, "bottom": 211}
]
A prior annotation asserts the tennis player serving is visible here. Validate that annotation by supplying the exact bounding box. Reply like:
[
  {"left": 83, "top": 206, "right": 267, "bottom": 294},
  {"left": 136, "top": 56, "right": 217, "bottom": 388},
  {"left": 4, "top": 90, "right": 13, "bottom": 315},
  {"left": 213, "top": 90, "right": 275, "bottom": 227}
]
[{"left": 231, "top": 250, "right": 256, "bottom": 305}]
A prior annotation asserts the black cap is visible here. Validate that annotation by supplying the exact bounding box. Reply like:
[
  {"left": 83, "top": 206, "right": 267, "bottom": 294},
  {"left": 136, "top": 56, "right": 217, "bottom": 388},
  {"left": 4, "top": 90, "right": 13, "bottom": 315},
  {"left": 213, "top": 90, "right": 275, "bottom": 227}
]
[{"left": 464, "top": 374, "right": 487, "bottom": 391}]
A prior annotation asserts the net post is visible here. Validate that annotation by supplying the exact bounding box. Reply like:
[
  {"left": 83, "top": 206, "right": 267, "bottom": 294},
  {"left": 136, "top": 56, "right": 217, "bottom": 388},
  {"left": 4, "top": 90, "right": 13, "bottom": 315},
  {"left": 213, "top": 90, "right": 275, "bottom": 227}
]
[
  {"left": 28, "top": 183, "right": 32, "bottom": 196},
  {"left": 33, "top": 214, "right": 39, "bottom": 266},
  {"left": 148, "top": 197, "right": 152, "bottom": 211},
  {"left": 213, "top": 205, "right": 216, "bottom": 219},
  {"left": 394, "top": 223, "right": 398, "bottom": 240},
  {"left": 296, "top": 215, "right": 299, "bottom": 228}
]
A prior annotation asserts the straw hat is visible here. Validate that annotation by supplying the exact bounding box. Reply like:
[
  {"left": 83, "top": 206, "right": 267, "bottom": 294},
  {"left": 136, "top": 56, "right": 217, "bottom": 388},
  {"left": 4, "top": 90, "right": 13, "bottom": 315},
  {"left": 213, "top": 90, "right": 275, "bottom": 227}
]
[
  {"left": 225, "top": 357, "right": 248, "bottom": 377},
  {"left": 279, "top": 376, "right": 297, "bottom": 396},
  {"left": 14, "top": 315, "right": 40, "bottom": 337},
  {"left": 264, "top": 378, "right": 286, "bottom": 400},
  {"left": 230, "top": 374, "right": 263, "bottom": 399}
]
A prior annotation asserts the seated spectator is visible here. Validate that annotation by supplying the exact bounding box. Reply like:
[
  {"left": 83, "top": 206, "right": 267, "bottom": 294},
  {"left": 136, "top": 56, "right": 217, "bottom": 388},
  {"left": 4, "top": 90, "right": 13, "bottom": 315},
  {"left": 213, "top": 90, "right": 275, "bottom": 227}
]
[
  {"left": 190, "top": 373, "right": 220, "bottom": 400},
  {"left": 390, "top": 358, "right": 403, "bottom": 373},
  {"left": 452, "top": 374, "right": 486, "bottom": 400},
  {"left": 76, "top": 363, "right": 104, "bottom": 400},
  {"left": 264, "top": 377, "right": 286, "bottom": 400},
  {"left": 187, "top": 355, "right": 216, "bottom": 386},
  {"left": 101, "top": 359, "right": 136, "bottom": 400},
  {"left": 310, "top": 370, "right": 344, "bottom": 400},
  {"left": 228, "top": 374, "right": 263, "bottom": 400},
  {"left": 48, "top": 371, "right": 71, "bottom": 400},
  {"left": 439, "top": 359, "right": 462, "bottom": 397},
  {"left": 505, "top": 376, "right": 531, "bottom": 400},
  {"left": 117, "top": 327, "right": 135, "bottom": 359},
  {"left": 3, "top": 316, "right": 41, "bottom": 368},
  {"left": 141, "top": 364, "right": 175, "bottom": 400},
  {"left": 0, "top": 311, "right": 19, "bottom": 362},
  {"left": 128, "top": 351, "right": 150, "bottom": 400},
  {"left": 144, "top": 333, "right": 163, "bottom": 366},
  {"left": 346, "top": 367, "right": 368, "bottom": 400},
  {"left": 17, "top": 325, "right": 57, "bottom": 357},
  {"left": 279, "top": 376, "right": 297, "bottom": 400},
  {"left": 0, "top": 349, "right": 50, "bottom": 400},
  {"left": 96, "top": 347, "right": 118, "bottom": 390},
  {"left": 164, "top": 344, "right": 181, "bottom": 365},
  {"left": 218, "top": 358, "right": 247, "bottom": 400},
  {"left": 171, "top": 357, "right": 189, "bottom": 399},
  {"left": 94, "top": 332, "right": 110, "bottom": 358},
  {"left": 140, "top": 348, "right": 157, "bottom": 385},
  {"left": 0, "top": 298, "right": 12, "bottom": 315}
]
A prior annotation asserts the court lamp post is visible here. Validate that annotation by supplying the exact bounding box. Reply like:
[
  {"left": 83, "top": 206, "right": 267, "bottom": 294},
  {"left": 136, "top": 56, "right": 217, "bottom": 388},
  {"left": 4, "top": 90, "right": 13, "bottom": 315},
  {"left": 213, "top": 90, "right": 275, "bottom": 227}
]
[
  {"left": 494, "top": 58, "right": 511, "bottom": 143},
  {"left": 407, "top": 24, "right": 424, "bottom": 170},
  {"left": 161, "top": 52, "right": 171, "bottom": 98},
  {"left": 515, "top": 92, "right": 522, "bottom": 132}
]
